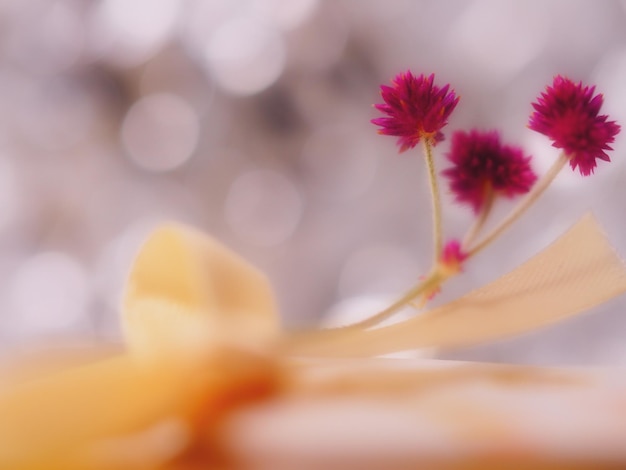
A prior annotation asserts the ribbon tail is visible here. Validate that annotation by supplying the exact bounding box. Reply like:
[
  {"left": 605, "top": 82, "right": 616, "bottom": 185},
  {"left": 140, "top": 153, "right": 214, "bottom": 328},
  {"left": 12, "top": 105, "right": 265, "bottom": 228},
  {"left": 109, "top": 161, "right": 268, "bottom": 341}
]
[{"left": 286, "top": 214, "right": 626, "bottom": 357}]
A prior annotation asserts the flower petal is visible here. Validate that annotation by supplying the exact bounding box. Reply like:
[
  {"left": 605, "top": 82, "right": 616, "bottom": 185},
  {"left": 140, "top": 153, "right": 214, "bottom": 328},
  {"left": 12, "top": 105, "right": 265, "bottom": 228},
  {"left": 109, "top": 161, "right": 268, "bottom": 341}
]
[
  {"left": 528, "top": 76, "right": 620, "bottom": 176},
  {"left": 372, "top": 71, "right": 459, "bottom": 150},
  {"left": 442, "top": 130, "right": 537, "bottom": 213}
]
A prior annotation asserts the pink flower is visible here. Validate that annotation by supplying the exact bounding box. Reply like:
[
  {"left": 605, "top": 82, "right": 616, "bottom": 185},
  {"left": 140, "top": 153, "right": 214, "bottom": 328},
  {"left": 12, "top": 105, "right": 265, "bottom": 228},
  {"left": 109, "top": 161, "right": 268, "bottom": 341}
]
[
  {"left": 421, "top": 240, "right": 467, "bottom": 300},
  {"left": 372, "top": 71, "right": 459, "bottom": 152},
  {"left": 442, "top": 130, "right": 537, "bottom": 213},
  {"left": 438, "top": 239, "right": 467, "bottom": 278},
  {"left": 529, "top": 75, "right": 620, "bottom": 176}
]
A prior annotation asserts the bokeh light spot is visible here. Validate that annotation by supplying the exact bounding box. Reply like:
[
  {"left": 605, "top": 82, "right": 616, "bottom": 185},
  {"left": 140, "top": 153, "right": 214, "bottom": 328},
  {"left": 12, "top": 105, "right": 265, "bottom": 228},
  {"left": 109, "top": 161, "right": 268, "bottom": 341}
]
[
  {"left": 121, "top": 93, "right": 199, "bottom": 172},
  {"left": 92, "top": 0, "right": 181, "bottom": 66},
  {"left": 300, "top": 126, "right": 379, "bottom": 201},
  {"left": 338, "top": 244, "right": 420, "bottom": 299},
  {"left": 447, "top": 0, "right": 549, "bottom": 84},
  {"left": 9, "top": 252, "right": 90, "bottom": 334},
  {"left": 256, "top": 0, "right": 319, "bottom": 31},
  {"left": 0, "top": 156, "right": 20, "bottom": 232},
  {"left": 225, "top": 170, "right": 303, "bottom": 246},
  {"left": 204, "top": 18, "right": 286, "bottom": 95}
]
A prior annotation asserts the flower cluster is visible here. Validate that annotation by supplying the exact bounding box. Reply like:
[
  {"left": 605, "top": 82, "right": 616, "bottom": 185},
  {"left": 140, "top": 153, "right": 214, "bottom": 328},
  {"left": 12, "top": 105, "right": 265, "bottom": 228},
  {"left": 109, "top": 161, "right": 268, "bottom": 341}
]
[
  {"left": 372, "top": 70, "right": 619, "bottom": 291},
  {"left": 372, "top": 71, "right": 459, "bottom": 151},
  {"left": 442, "top": 130, "right": 537, "bottom": 213},
  {"left": 0, "top": 71, "right": 624, "bottom": 470},
  {"left": 529, "top": 75, "right": 620, "bottom": 176}
]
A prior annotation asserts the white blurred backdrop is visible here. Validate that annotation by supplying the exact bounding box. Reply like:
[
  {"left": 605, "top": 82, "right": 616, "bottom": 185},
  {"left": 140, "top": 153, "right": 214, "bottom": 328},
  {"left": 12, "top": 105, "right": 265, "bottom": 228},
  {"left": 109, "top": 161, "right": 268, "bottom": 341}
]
[{"left": 1, "top": 0, "right": 626, "bottom": 365}]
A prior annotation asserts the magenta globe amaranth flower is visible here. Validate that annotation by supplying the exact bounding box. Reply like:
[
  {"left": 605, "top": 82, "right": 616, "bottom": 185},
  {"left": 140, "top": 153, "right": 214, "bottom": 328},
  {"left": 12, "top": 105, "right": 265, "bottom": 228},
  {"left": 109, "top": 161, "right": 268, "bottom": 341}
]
[
  {"left": 372, "top": 71, "right": 459, "bottom": 152},
  {"left": 440, "top": 239, "right": 467, "bottom": 273},
  {"left": 442, "top": 130, "right": 537, "bottom": 213},
  {"left": 529, "top": 76, "right": 620, "bottom": 176}
]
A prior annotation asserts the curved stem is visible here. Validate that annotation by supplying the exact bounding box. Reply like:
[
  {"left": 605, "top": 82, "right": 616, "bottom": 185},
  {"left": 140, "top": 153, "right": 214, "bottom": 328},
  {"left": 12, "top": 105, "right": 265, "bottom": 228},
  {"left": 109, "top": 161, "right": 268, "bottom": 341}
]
[
  {"left": 327, "top": 271, "right": 442, "bottom": 332},
  {"left": 318, "top": 140, "right": 445, "bottom": 334},
  {"left": 466, "top": 153, "right": 568, "bottom": 259},
  {"left": 324, "top": 140, "right": 446, "bottom": 333},
  {"left": 462, "top": 190, "right": 494, "bottom": 250},
  {"left": 422, "top": 139, "right": 443, "bottom": 261}
]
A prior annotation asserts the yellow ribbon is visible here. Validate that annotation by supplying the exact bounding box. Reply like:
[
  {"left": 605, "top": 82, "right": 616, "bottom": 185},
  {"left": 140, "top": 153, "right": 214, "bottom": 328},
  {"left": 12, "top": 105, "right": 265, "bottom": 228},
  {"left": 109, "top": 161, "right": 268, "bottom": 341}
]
[{"left": 0, "top": 214, "right": 625, "bottom": 468}]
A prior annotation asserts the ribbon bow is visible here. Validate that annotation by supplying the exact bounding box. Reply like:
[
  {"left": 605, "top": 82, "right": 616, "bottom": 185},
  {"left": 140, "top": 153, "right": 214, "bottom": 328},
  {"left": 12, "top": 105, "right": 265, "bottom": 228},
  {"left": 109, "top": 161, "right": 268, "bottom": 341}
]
[{"left": 1, "top": 214, "right": 625, "bottom": 468}]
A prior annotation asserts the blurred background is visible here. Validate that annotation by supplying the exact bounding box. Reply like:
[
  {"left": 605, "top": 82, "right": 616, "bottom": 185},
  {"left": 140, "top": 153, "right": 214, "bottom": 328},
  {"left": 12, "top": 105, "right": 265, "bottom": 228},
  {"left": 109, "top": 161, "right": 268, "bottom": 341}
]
[{"left": 1, "top": 0, "right": 626, "bottom": 365}]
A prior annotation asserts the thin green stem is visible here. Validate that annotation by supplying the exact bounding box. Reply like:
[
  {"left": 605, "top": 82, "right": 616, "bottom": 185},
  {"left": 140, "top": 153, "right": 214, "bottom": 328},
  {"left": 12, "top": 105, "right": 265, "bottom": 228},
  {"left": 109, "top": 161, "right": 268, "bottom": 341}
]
[
  {"left": 422, "top": 139, "right": 443, "bottom": 261},
  {"left": 324, "top": 139, "right": 446, "bottom": 333},
  {"left": 317, "top": 153, "right": 568, "bottom": 337},
  {"left": 462, "top": 190, "right": 494, "bottom": 250},
  {"left": 327, "top": 271, "right": 442, "bottom": 332},
  {"left": 466, "top": 153, "right": 569, "bottom": 259}
]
